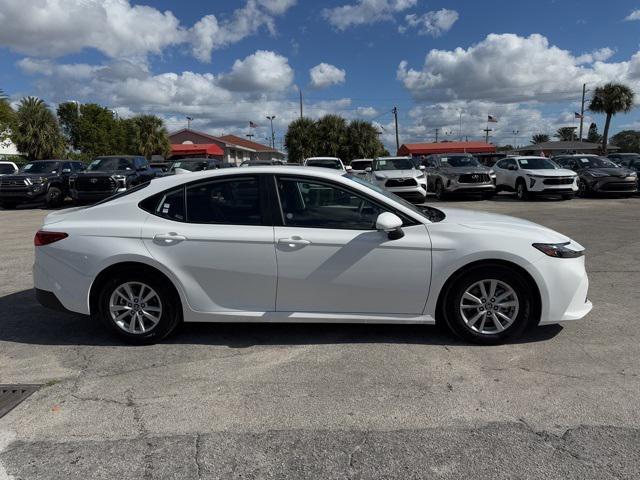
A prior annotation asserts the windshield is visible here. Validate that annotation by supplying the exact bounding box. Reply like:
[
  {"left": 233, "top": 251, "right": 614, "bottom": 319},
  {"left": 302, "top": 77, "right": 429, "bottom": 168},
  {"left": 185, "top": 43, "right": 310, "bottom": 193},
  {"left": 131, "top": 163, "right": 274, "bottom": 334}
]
[
  {"left": 22, "top": 162, "right": 60, "bottom": 174},
  {"left": 350, "top": 160, "right": 372, "bottom": 170},
  {"left": 374, "top": 158, "right": 414, "bottom": 170},
  {"left": 0, "top": 164, "right": 17, "bottom": 174},
  {"left": 573, "top": 156, "right": 619, "bottom": 168},
  {"left": 346, "top": 174, "right": 443, "bottom": 222},
  {"left": 306, "top": 159, "right": 342, "bottom": 169},
  {"left": 88, "top": 157, "right": 135, "bottom": 171},
  {"left": 170, "top": 161, "right": 208, "bottom": 172},
  {"left": 517, "top": 158, "right": 558, "bottom": 170},
  {"left": 440, "top": 156, "right": 481, "bottom": 167}
]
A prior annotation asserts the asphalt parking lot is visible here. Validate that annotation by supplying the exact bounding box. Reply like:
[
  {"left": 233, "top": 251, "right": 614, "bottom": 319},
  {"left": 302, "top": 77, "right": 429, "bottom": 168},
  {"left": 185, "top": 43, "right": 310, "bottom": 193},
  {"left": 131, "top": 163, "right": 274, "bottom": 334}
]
[{"left": 1, "top": 195, "right": 639, "bottom": 479}]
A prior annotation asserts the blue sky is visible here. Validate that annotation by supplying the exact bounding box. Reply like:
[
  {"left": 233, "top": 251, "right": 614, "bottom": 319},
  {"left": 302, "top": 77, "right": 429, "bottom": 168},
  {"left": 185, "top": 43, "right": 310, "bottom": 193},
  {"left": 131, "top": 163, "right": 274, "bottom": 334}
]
[{"left": 1, "top": 0, "right": 640, "bottom": 150}]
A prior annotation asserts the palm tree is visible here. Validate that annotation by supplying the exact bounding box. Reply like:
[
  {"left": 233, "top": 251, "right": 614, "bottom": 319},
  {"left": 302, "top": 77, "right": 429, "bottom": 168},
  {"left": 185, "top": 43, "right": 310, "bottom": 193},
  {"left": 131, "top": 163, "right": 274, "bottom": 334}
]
[
  {"left": 284, "top": 117, "right": 317, "bottom": 163},
  {"left": 346, "top": 120, "right": 386, "bottom": 162},
  {"left": 12, "top": 96, "right": 65, "bottom": 160},
  {"left": 0, "top": 89, "right": 15, "bottom": 131},
  {"left": 589, "top": 83, "right": 635, "bottom": 154},
  {"left": 316, "top": 114, "right": 348, "bottom": 158},
  {"left": 133, "top": 115, "right": 170, "bottom": 159},
  {"left": 531, "top": 134, "right": 549, "bottom": 144},
  {"left": 554, "top": 127, "right": 577, "bottom": 142}
]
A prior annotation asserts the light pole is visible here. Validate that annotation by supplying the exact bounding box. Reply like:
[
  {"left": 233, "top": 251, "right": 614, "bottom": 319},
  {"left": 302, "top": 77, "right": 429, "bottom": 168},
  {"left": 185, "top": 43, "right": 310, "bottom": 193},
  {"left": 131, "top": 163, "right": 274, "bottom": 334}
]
[
  {"left": 71, "top": 100, "right": 81, "bottom": 151},
  {"left": 266, "top": 115, "right": 276, "bottom": 149},
  {"left": 186, "top": 116, "right": 193, "bottom": 130}
]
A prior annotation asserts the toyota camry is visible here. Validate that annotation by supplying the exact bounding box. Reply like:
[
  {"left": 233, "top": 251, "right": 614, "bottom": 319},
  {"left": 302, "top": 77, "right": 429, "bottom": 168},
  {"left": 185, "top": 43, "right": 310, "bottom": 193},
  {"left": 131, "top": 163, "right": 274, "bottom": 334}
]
[{"left": 34, "top": 166, "right": 592, "bottom": 345}]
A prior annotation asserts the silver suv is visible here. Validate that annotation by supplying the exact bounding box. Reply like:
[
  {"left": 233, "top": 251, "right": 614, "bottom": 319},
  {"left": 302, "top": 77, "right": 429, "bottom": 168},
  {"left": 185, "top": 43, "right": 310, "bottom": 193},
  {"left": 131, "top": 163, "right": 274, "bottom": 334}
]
[{"left": 421, "top": 154, "right": 496, "bottom": 200}]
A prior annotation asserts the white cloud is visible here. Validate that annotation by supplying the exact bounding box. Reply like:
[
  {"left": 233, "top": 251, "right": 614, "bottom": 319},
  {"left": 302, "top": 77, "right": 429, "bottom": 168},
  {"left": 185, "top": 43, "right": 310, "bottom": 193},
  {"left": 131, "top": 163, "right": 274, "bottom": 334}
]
[
  {"left": 576, "top": 47, "right": 615, "bottom": 64},
  {"left": 0, "top": 0, "right": 296, "bottom": 62},
  {"left": 323, "top": 0, "right": 417, "bottom": 30},
  {"left": 356, "top": 106, "right": 378, "bottom": 117},
  {"left": 402, "top": 9, "right": 459, "bottom": 37},
  {"left": 625, "top": 9, "right": 640, "bottom": 21},
  {"left": 218, "top": 50, "right": 293, "bottom": 92},
  {"left": 309, "top": 63, "right": 346, "bottom": 89},
  {"left": 397, "top": 33, "right": 640, "bottom": 104}
]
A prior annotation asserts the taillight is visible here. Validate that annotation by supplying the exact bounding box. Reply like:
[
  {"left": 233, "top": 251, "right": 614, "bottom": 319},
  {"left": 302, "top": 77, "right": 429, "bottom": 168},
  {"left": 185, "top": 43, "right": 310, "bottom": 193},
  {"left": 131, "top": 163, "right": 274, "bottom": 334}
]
[{"left": 34, "top": 230, "right": 68, "bottom": 246}]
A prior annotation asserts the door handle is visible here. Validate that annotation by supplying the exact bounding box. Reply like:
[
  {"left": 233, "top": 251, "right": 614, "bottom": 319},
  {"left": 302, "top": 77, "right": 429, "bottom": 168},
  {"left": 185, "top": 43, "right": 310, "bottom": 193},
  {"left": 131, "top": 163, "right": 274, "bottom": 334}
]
[
  {"left": 153, "top": 233, "right": 187, "bottom": 245},
  {"left": 278, "top": 237, "right": 311, "bottom": 247}
]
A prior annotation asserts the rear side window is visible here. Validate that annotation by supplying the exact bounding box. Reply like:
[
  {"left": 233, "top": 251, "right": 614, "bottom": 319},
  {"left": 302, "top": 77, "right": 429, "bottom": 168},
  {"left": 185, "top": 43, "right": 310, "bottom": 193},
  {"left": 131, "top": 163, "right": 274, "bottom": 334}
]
[{"left": 186, "top": 177, "right": 262, "bottom": 225}]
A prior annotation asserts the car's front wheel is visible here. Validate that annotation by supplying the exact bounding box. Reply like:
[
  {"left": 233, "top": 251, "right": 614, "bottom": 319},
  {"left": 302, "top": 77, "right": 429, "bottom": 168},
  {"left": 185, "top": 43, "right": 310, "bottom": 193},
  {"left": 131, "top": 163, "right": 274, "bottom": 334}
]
[
  {"left": 435, "top": 179, "right": 447, "bottom": 200},
  {"left": 45, "top": 186, "right": 63, "bottom": 208},
  {"left": 515, "top": 180, "right": 529, "bottom": 201},
  {"left": 97, "top": 272, "right": 181, "bottom": 344},
  {"left": 442, "top": 265, "right": 533, "bottom": 344}
]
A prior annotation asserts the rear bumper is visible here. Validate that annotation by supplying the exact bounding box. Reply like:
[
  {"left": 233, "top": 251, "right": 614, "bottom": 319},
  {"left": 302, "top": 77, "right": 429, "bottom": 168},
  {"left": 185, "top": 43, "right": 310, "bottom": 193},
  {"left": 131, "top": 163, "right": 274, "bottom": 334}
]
[
  {"left": 35, "top": 288, "right": 73, "bottom": 313},
  {"left": 0, "top": 189, "right": 46, "bottom": 202}
]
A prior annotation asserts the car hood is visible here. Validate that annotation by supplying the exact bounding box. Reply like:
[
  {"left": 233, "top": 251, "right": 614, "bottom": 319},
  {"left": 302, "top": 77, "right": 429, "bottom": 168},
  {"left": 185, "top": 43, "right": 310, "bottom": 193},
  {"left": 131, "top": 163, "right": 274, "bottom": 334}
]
[
  {"left": 438, "top": 207, "right": 575, "bottom": 245},
  {"left": 582, "top": 167, "right": 634, "bottom": 177},
  {"left": 520, "top": 168, "right": 576, "bottom": 177},
  {"left": 440, "top": 166, "right": 491, "bottom": 174},
  {"left": 74, "top": 170, "right": 133, "bottom": 176},
  {"left": 374, "top": 169, "right": 422, "bottom": 178}
]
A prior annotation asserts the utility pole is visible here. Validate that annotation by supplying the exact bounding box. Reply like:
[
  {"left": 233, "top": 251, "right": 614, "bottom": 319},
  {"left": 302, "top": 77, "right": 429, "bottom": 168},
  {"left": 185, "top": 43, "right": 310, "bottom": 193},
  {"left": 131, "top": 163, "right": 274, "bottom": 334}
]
[
  {"left": 458, "top": 110, "right": 463, "bottom": 141},
  {"left": 578, "top": 83, "right": 587, "bottom": 141},
  {"left": 512, "top": 129, "right": 519, "bottom": 148},
  {"left": 483, "top": 127, "right": 493, "bottom": 143},
  {"left": 299, "top": 88, "right": 303, "bottom": 119},
  {"left": 392, "top": 106, "right": 400, "bottom": 153},
  {"left": 435, "top": 128, "right": 439, "bottom": 142},
  {"left": 186, "top": 116, "right": 193, "bottom": 130},
  {"left": 266, "top": 115, "right": 276, "bottom": 149}
]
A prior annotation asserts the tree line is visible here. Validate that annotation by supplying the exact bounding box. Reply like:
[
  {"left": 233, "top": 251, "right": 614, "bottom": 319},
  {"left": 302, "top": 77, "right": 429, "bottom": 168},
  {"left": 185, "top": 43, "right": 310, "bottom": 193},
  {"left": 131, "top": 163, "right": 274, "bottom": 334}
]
[
  {"left": 285, "top": 115, "right": 389, "bottom": 164},
  {"left": 0, "top": 92, "right": 170, "bottom": 161}
]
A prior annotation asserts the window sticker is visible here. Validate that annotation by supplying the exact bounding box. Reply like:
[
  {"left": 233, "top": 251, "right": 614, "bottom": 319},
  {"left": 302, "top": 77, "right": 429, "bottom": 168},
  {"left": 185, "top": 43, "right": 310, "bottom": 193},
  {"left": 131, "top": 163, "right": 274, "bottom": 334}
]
[
  {"left": 580, "top": 158, "right": 589, "bottom": 163},
  {"left": 520, "top": 159, "right": 528, "bottom": 165},
  {"left": 441, "top": 158, "right": 448, "bottom": 162}
]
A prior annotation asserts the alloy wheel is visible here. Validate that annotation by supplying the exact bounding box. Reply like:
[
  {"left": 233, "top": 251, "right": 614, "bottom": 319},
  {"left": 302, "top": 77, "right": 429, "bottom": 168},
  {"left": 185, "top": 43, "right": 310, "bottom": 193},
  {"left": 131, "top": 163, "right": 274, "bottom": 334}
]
[
  {"left": 108, "top": 282, "right": 163, "bottom": 334},
  {"left": 459, "top": 279, "right": 519, "bottom": 335}
]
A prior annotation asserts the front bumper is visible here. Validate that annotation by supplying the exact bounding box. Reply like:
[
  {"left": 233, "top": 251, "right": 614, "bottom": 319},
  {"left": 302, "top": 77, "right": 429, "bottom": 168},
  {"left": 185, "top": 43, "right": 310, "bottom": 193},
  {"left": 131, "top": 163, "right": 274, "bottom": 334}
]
[
  {"left": 527, "top": 177, "right": 578, "bottom": 193},
  {"left": 0, "top": 186, "right": 47, "bottom": 202},
  {"left": 590, "top": 177, "right": 637, "bottom": 193},
  {"left": 71, "top": 188, "right": 123, "bottom": 202},
  {"left": 444, "top": 180, "right": 495, "bottom": 194}
]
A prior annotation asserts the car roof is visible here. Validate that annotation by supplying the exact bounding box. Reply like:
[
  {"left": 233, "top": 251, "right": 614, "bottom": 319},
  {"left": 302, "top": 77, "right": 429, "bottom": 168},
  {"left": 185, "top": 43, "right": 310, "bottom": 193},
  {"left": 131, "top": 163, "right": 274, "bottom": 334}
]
[
  {"left": 374, "top": 156, "right": 412, "bottom": 160},
  {"left": 305, "top": 157, "right": 342, "bottom": 161},
  {"left": 511, "top": 156, "right": 550, "bottom": 160}
]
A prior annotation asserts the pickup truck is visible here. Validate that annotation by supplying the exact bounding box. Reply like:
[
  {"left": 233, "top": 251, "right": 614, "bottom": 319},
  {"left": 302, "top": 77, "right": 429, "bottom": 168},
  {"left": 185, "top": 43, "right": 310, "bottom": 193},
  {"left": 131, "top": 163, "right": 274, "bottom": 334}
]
[
  {"left": 0, "top": 160, "right": 85, "bottom": 209},
  {"left": 70, "top": 155, "right": 156, "bottom": 204}
]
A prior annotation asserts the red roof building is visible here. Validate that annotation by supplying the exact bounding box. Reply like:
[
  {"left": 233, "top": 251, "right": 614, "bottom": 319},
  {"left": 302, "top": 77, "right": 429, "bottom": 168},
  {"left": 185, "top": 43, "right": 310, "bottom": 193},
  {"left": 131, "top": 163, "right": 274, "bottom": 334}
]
[
  {"left": 170, "top": 143, "right": 224, "bottom": 158},
  {"left": 398, "top": 142, "right": 496, "bottom": 156}
]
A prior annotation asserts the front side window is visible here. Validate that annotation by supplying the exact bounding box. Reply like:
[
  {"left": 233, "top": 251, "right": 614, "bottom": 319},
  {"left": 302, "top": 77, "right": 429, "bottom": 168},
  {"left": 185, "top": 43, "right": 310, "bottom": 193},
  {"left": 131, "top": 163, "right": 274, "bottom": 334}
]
[
  {"left": 0, "top": 164, "right": 16, "bottom": 174},
  {"left": 276, "top": 177, "right": 384, "bottom": 230},
  {"left": 186, "top": 177, "right": 262, "bottom": 225},
  {"left": 88, "top": 157, "right": 135, "bottom": 171}
]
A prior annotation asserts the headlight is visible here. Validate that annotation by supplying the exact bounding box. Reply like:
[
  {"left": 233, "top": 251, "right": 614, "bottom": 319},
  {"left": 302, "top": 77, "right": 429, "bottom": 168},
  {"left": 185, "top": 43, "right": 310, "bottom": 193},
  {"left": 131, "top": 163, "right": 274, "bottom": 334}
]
[
  {"left": 489, "top": 170, "right": 496, "bottom": 178},
  {"left": 415, "top": 173, "right": 425, "bottom": 179},
  {"left": 628, "top": 171, "right": 637, "bottom": 178},
  {"left": 30, "top": 177, "right": 45, "bottom": 184},
  {"left": 374, "top": 174, "right": 386, "bottom": 180},
  {"left": 533, "top": 242, "right": 584, "bottom": 258}
]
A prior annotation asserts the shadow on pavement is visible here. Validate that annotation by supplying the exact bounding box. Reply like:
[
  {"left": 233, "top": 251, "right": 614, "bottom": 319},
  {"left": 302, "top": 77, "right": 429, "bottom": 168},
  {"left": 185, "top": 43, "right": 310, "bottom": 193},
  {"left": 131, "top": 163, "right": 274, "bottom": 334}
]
[{"left": 0, "top": 289, "right": 563, "bottom": 348}]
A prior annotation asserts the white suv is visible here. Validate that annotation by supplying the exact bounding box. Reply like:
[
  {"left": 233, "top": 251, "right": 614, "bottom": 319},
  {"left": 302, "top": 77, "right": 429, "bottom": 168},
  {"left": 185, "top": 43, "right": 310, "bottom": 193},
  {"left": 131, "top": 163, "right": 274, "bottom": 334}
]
[
  {"left": 366, "top": 156, "right": 427, "bottom": 203},
  {"left": 304, "top": 157, "right": 350, "bottom": 172},
  {"left": 493, "top": 156, "right": 578, "bottom": 200}
]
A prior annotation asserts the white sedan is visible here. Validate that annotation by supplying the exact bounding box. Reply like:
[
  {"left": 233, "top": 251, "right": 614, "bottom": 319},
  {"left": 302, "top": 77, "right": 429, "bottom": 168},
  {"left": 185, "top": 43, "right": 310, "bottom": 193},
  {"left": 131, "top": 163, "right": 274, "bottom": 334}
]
[
  {"left": 493, "top": 156, "right": 578, "bottom": 200},
  {"left": 34, "top": 166, "right": 592, "bottom": 345}
]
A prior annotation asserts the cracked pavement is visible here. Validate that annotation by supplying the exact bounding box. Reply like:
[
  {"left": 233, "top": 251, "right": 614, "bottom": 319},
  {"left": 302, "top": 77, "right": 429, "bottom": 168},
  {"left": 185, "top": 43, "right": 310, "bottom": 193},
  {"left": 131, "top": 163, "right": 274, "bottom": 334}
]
[{"left": 0, "top": 196, "right": 639, "bottom": 479}]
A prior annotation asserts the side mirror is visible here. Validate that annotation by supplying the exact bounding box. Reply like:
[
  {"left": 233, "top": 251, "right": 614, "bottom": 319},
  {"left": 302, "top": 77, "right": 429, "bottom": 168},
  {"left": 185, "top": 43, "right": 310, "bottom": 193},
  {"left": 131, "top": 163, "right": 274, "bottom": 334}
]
[
  {"left": 365, "top": 167, "right": 372, "bottom": 173},
  {"left": 419, "top": 165, "right": 426, "bottom": 171},
  {"left": 376, "top": 212, "right": 404, "bottom": 240},
  {"left": 62, "top": 168, "right": 71, "bottom": 174}
]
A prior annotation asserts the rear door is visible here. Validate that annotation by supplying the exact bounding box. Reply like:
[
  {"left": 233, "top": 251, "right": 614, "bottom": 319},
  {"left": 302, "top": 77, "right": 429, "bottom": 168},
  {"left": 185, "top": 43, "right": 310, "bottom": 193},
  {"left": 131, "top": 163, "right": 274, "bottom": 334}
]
[
  {"left": 141, "top": 175, "right": 277, "bottom": 313},
  {"left": 271, "top": 175, "right": 431, "bottom": 315}
]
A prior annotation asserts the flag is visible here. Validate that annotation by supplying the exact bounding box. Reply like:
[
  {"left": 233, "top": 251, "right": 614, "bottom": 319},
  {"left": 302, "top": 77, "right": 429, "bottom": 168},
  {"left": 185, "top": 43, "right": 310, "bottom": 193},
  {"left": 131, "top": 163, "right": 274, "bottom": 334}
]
[
  {"left": 574, "top": 112, "right": 584, "bottom": 119},
  {"left": 249, "top": 121, "right": 258, "bottom": 128},
  {"left": 487, "top": 115, "right": 498, "bottom": 123}
]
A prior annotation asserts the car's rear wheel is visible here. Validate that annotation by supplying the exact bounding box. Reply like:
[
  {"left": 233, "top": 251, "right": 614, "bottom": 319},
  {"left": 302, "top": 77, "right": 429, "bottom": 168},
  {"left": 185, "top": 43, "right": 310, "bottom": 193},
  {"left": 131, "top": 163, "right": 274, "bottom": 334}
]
[
  {"left": 45, "top": 186, "right": 63, "bottom": 208},
  {"left": 97, "top": 272, "right": 181, "bottom": 344},
  {"left": 515, "top": 180, "right": 529, "bottom": 201},
  {"left": 442, "top": 265, "right": 533, "bottom": 344},
  {"left": 577, "top": 179, "right": 589, "bottom": 197}
]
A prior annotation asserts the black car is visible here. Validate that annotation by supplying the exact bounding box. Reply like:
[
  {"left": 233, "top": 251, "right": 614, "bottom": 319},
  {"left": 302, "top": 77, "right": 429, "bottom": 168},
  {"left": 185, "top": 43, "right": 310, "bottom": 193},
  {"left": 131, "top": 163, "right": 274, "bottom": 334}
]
[
  {"left": 0, "top": 160, "right": 85, "bottom": 209},
  {"left": 555, "top": 155, "right": 638, "bottom": 196},
  {"left": 70, "top": 155, "right": 156, "bottom": 204},
  {"left": 607, "top": 153, "right": 640, "bottom": 167},
  {"left": 168, "top": 158, "right": 223, "bottom": 174}
]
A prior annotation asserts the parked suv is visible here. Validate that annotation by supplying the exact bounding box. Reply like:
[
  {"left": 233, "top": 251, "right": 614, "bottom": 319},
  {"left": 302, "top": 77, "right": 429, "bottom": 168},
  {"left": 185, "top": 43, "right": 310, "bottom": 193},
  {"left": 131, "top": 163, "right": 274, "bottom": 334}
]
[
  {"left": 366, "top": 156, "right": 427, "bottom": 203},
  {"left": 555, "top": 155, "right": 637, "bottom": 197},
  {"left": 0, "top": 160, "right": 84, "bottom": 209},
  {"left": 493, "top": 156, "right": 578, "bottom": 200},
  {"left": 421, "top": 154, "right": 496, "bottom": 199},
  {"left": 70, "top": 155, "right": 156, "bottom": 204}
]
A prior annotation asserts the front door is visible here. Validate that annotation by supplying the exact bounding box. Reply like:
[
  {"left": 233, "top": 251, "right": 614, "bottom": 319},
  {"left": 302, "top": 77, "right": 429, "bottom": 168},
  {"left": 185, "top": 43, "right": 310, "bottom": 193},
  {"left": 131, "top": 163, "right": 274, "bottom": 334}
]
[
  {"left": 272, "top": 176, "right": 431, "bottom": 315},
  {"left": 141, "top": 175, "right": 277, "bottom": 313}
]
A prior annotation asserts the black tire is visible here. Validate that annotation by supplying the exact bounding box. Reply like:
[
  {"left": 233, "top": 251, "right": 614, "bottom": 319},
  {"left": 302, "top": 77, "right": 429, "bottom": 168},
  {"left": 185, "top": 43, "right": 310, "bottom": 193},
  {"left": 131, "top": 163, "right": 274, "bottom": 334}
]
[
  {"left": 515, "top": 179, "right": 529, "bottom": 201},
  {"left": 435, "top": 179, "right": 447, "bottom": 200},
  {"left": 561, "top": 193, "right": 574, "bottom": 200},
  {"left": 576, "top": 179, "right": 589, "bottom": 198},
  {"left": 45, "top": 186, "right": 63, "bottom": 208},
  {"left": 441, "top": 264, "right": 533, "bottom": 344},
  {"left": 97, "top": 271, "right": 181, "bottom": 345},
  {"left": 0, "top": 202, "right": 17, "bottom": 210}
]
